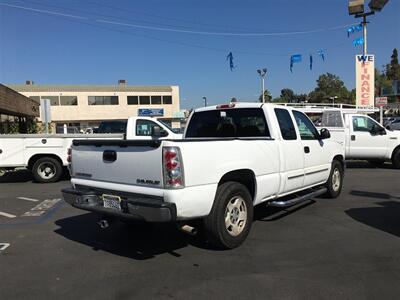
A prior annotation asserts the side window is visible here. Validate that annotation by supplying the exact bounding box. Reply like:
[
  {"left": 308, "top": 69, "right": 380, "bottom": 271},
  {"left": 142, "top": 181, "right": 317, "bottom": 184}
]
[
  {"left": 274, "top": 108, "right": 297, "bottom": 140},
  {"left": 293, "top": 111, "right": 319, "bottom": 140},
  {"left": 352, "top": 116, "right": 384, "bottom": 132},
  {"left": 136, "top": 119, "right": 167, "bottom": 136},
  {"left": 352, "top": 116, "right": 373, "bottom": 132}
]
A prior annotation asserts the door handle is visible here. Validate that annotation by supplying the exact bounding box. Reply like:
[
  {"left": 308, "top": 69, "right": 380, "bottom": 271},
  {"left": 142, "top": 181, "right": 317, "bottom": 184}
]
[
  {"left": 304, "top": 146, "right": 310, "bottom": 154},
  {"left": 351, "top": 135, "right": 356, "bottom": 141}
]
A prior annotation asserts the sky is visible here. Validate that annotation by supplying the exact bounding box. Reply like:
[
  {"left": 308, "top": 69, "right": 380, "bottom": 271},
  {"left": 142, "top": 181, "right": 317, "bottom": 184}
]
[{"left": 0, "top": 0, "right": 399, "bottom": 109}]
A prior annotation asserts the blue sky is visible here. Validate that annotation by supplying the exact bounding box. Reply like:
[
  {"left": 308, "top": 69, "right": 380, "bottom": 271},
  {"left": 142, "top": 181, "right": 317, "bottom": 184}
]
[{"left": 0, "top": 0, "right": 399, "bottom": 109}]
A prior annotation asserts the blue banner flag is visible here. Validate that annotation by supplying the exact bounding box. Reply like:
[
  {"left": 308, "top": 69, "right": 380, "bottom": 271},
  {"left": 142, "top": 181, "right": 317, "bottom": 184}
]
[
  {"left": 347, "top": 24, "right": 363, "bottom": 37},
  {"left": 352, "top": 37, "right": 364, "bottom": 47},
  {"left": 309, "top": 55, "right": 313, "bottom": 70},
  {"left": 290, "top": 54, "right": 302, "bottom": 73},
  {"left": 317, "top": 50, "right": 325, "bottom": 61},
  {"left": 226, "top": 52, "right": 235, "bottom": 71}
]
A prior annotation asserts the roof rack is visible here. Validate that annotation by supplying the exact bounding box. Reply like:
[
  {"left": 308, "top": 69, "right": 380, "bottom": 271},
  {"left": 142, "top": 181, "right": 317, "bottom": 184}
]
[{"left": 275, "top": 102, "right": 379, "bottom": 114}]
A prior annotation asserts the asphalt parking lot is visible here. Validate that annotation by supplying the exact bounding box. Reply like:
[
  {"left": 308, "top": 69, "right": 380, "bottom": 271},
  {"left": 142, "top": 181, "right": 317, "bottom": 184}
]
[{"left": 1, "top": 163, "right": 400, "bottom": 299}]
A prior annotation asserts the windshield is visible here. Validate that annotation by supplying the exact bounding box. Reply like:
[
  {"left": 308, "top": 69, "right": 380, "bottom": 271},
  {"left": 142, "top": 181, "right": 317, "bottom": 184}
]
[{"left": 185, "top": 108, "right": 270, "bottom": 138}]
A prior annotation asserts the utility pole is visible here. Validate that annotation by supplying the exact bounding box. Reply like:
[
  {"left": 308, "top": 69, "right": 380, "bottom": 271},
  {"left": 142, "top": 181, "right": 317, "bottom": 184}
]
[
  {"left": 257, "top": 68, "right": 267, "bottom": 103},
  {"left": 202, "top": 96, "right": 207, "bottom": 107}
]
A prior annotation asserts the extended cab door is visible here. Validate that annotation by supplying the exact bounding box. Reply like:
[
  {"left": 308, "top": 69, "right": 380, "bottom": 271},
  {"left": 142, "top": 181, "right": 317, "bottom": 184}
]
[
  {"left": 274, "top": 108, "right": 305, "bottom": 193},
  {"left": 349, "top": 115, "right": 388, "bottom": 158},
  {"left": 292, "top": 110, "right": 331, "bottom": 187}
]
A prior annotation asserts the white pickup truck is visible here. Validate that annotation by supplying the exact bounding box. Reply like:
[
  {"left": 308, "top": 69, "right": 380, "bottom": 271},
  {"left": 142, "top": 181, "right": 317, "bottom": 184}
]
[
  {"left": 63, "top": 103, "right": 345, "bottom": 249},
  {"left": 312, "top": 109, "right": 400, "bottom": 168},
  {"left": 0, "top": 117, "right": 180, "bottom": 183}
]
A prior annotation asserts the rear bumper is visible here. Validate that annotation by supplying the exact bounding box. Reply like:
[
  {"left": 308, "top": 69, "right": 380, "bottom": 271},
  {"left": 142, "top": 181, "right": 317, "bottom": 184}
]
[{"left": 62, "top": 187, "right": 176, "bottom": 222}]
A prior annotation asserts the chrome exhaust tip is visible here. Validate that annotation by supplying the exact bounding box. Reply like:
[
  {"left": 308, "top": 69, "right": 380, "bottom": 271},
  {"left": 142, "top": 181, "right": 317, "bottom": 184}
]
[
  {"left": 97, "top": 219, "right": 109, "bottom": 229},
  {"left": 179, "top": 224, "right": 197, "bottom": 236}
]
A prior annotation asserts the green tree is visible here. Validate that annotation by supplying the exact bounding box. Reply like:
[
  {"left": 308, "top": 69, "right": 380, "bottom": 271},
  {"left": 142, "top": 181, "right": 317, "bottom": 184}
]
[
  {"left": 308, "top": 73, "right": 351, "bottom": 103},
  {"left": 386, "top": 48, "right": 400, "bottom": 80},
  {"left": 258, "top": 89, "right": 272, "bottom": 102},
  {"left": 280, "top": 88, "right": 295, "bottom": 103}
]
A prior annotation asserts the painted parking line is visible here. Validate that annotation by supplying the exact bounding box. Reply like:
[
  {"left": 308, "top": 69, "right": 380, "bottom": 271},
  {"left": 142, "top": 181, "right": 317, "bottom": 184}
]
[
  {"left": 22, "top": 198, "right": 61, "bottom": 217},
  {"left": 17, "top": 197, "right": 39, "bottom": 202},
  {"left": 0, "top": 243, "right": 10, "bottom": 252},
  {"left": 0, "top": 211, "right": 17, "bottom": 218}
]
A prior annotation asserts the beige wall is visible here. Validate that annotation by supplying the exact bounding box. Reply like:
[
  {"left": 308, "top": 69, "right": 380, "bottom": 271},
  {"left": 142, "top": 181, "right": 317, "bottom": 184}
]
[{"left": 19, "top": 86, "right": 180, "bottom": 123}]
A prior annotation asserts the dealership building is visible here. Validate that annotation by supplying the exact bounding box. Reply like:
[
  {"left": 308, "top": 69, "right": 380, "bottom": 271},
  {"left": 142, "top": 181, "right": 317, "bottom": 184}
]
[
  {"left": 7, "top": 81, "right": 181, "bottom": 132},
  {"left": 0, "top": 83, "right": 39, "bottom": 134}
]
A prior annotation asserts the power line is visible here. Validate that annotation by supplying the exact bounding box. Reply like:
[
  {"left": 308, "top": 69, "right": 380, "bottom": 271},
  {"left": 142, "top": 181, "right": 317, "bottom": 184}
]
[
  {"left": 96, "top": 19, "right": 356, "bottom": 37},
  {"left": 0, "top": 2, "right": 349, "bottom": 57},
  {"left": 1, "top": 2, "right": 357, "bottom": 37},
  {"left": 17, "top": 0, "right": 235, "bottom": 32}
]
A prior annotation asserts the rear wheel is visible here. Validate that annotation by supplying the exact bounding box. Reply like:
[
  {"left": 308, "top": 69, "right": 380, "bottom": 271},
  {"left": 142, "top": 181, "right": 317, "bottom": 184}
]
[
  {"left": 392, "top": 149, "right": 400, "bottom": 169},
  {"left": 324, "top": 160, "right": 343, "bottom": 198},
  {"left": 32, "top": 157, "right": 63, "bottom": 183},
  {"left": 204, "top": 182, "right": 253, "bottom": 249}
]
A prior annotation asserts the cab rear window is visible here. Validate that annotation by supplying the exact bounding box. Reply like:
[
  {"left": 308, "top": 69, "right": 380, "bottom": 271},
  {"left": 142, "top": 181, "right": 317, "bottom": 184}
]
[{"left": 185, "top": 108, "right": 270, "bottom": 138}]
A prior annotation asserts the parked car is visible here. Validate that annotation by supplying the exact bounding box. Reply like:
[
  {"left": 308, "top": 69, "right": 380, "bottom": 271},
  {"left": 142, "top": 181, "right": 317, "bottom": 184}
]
[
  {"left": 386, "top": 117, "right": 400, "bottom": 131},
  {"left": 62, "top": 103, "right": 344, "bottom": 249},
  {"left": 0, "top": 117, "right": 180, "bottom": 182},
  {"left": 293, "top": 107, "right": 400, "bottom": 168}
]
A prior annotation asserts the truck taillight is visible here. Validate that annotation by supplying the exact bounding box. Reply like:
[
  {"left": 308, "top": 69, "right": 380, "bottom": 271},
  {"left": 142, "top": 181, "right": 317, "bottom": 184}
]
[
  {"left": 163, "top": 146, "right": 184, "bottom": 189},
  {"left": 67, "top": 147, "right": 72, "bottom": 163}
]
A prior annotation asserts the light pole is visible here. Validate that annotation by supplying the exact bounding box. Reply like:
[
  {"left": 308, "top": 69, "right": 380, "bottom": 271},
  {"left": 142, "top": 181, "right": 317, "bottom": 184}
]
[
  {"left": 257, "top": 68, "right": 267, "bottom": 103},
  {"left": 330, "top": 96, "right": 338, "bottom": 106},
  {"left": 348, "top": 0, "right": 389, "bottom": 56},
  {"left": 202, "top": 97, "right": 207, "bottom": 107}
]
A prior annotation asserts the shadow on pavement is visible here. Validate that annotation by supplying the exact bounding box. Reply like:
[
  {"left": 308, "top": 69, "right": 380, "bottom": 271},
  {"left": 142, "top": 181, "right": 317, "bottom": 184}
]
[
  {"left": 54, "top": 202, "right": 316, "bottom": 260},
  {"left": 345, "top": 201, "right": 400, "bottom": 238},
  {"left": 350, "top": 190, "right": 400, "bottom": 200},
  {"left": 346, "top": 161, "right": 395, "bottom": 169},
  {"left": 54, "top": 212, "right": 210, "bottom": 260},
  {"left": 0, "top": 168, "right": 70, "bottom": 183},
  {"left": 0, "top": 169, "right": 33, "bottom": 183}
]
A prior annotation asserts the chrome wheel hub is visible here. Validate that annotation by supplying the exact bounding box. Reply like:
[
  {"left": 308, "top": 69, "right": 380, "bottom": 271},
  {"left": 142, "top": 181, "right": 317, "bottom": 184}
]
[
  {"left": 332, "top": 168, "right": 341, "bottom": 192},
  {"left": 225, "top": 196, "right": 247, "bottom": 237},
  {"left": 37, "top": 162, "right": 56, "bottom": 179}
]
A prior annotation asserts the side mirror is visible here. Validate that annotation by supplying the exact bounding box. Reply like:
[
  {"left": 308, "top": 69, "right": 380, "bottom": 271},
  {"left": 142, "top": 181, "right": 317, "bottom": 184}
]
[
  {"left": 370, "top": 124, "right": 386, "bottom": 136},
  {"left": 151, "top": 125, "right": 161, "bottom": 137},
  {"left": 151, "top": 125, "right": 168, "bottom": 137},
  {"left": 319, "top": 128, "right": 331, "bottom": 140}
]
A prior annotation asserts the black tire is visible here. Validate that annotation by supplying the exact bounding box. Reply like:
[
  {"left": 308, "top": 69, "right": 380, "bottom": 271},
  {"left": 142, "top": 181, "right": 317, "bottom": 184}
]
[
  {"left": 392, "top": 148, "right": 400, "bottom": 169},
  {"left": 324, "top": 160, "right": 344, "bottom": 198},
  {"left": 204, "top": 182, "right": 253, "bottom": 249},
  {"left": 32, "top": 157, "right": 63, "bottom": 183}
]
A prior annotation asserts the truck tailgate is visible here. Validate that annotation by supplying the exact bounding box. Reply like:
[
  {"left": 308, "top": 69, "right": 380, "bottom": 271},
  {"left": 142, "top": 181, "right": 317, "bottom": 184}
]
[{"left": 71, "top": 139, "right": 164, "bottom": 187}]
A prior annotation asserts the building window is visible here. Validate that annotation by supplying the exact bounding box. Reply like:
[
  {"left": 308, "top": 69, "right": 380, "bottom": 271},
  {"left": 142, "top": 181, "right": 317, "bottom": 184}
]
[
  {"left": 60, "top": 96, "right": 78, "bottom": 106},
  {"left": 127, "top": 96, "right": 139, "bottom": 105},
  {"left": 139, "top": 96, "right": 150, "bottom": 105},
  {"left": 41, "top": 96, "right": 60, "bottom": 106},
  {"left": 88, "top": 96, "right": 119, "bottom": 105},
  {"left": 151, "top": 96, "right": 162, "bottom": 105},
  {"left": 163, "top": 95, "right": 172, "bottom": 104},
  {"left": 29, "top": 96, "right": 40, "bottom": 104}
]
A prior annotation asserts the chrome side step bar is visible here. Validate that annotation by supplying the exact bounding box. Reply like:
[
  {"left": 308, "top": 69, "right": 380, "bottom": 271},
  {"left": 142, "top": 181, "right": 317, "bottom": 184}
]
[{"left": 268, "top": 187, "right": 327, "bottom": 208}]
